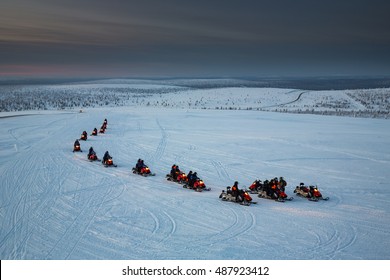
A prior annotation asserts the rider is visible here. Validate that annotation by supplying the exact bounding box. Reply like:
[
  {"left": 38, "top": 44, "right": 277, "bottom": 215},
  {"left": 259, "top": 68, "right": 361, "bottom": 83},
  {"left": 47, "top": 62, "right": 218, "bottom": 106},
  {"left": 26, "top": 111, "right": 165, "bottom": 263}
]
[
  {"left": 88, "top": 147, "right": 96, "bottom": 157},
  {"left": 136, "top": 159, "right": 147, "bottom": 172},
  {"left": 188, "top": 172, "right": 198, "bottom": 188},
  {"left": 231, "top": 181, "right": 241, "bottom": 201},
  {"left": 269, "top": 178, "right": 278, "bottom": 198},
  {"left": 170, "top": 164, "right": 180, "bottom": 180},
  {"left": 279, "top": 177, "right": 287, "bottom": 192}
]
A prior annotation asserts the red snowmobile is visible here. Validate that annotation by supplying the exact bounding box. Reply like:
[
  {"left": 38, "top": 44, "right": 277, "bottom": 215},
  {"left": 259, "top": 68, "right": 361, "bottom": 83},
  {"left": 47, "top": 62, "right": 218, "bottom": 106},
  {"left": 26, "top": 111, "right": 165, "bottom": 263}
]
[
  {"left": 183, "top": 177, "right": 211, "bottom": 192},
  {"left": 132, "top": 166, "right": 155, "bottom": 176},
  {"left": 294, "top": 184, "right": 329, "bottom": 201},
  {"left": 166, "top": 171, "right": 188, "bottom": 184},
  {"left": 189, "top": 178, "right": 210, "bottom": 191},
  {"left": 88, "top": 153, "right": 99, "bottom": 161},
  {"left": 248, "top": 180, "right": 263, "bottom": 193},
  {"left": 73, "top": 141, "right": 82, "bottom": 152},
  {"left": 80, "top": 131, "right": 88, "bottom": 141},
  {"left": 219, "top": 187, "right": 256, "bottom": 206}
]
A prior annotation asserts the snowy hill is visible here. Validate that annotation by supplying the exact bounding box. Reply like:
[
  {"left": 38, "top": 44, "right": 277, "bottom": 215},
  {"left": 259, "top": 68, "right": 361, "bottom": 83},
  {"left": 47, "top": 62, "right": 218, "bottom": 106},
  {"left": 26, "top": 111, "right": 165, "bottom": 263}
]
[
  {"left": 1, "top": 78, "right": 389, "bottom": 118},
  {"left": 1, "top": 80, "right": 390, "bottom": 260}
]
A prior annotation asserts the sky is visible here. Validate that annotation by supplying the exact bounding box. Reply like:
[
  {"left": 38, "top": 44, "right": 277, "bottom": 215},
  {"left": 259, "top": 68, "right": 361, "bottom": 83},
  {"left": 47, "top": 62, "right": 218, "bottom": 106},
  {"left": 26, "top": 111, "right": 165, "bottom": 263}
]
[{"left": 1, "top": 0, "right": 390, "bottom": 78}]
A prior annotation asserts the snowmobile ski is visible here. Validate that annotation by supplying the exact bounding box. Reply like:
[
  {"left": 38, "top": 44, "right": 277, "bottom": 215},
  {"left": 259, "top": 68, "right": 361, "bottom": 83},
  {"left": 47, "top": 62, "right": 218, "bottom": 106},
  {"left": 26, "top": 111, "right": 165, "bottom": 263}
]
[
  {"left": 276, "top": 197, "right": 293, "bottom": 202},
  {"left": 182, "top": 184, "right": 211, "bottom": 192}
]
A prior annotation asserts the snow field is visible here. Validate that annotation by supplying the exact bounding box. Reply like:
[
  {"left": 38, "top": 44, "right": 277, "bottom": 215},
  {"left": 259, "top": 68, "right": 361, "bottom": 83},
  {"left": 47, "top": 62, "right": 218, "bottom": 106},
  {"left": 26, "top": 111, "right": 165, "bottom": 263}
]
[{"left": 1, "top": 106, "right": 390, "bottom": 260}]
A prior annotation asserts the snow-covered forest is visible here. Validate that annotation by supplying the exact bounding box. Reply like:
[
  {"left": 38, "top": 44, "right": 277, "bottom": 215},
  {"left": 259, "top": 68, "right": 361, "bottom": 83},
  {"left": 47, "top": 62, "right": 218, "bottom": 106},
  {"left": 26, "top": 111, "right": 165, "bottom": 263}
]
[{"left": 1, "top": 79, "right": 389, "bottom": 118}]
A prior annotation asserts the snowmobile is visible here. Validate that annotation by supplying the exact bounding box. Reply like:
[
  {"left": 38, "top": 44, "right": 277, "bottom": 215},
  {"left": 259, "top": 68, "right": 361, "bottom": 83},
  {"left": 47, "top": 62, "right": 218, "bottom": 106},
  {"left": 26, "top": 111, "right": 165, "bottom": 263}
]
[
  {"left": 132, "top": 166, "right": 155, "bottom": 176},
  {"left": 248, "top": 180, "right": 263, "bottom": 194},
  {"left": 102, "top": 157, "right": 117, "bottom": 167},
  {"left": 80, "top": 132, "right": 88, "bottom": 141},
  {"left": 258, "top": 187, "right": 293, "bottom": 202},
  {"left": 91, "top": 128, "right": 98, "bottom": 136},
  {"left": 99, "top": 127, "right": 105, "bottom": 134},
  {"left": 219, "top": 187, "right": 256, "bottom": 206},
  {"left": 73, "top": 144, "right": 82, "bottom": 152},
  {"left": 294, "top": 184, "right": 329, "bottom": 201},
  {"left": 88, "top": 153, "right": 99, "bottom": 161},
  {"left": 183, "top": 178, "right": 211, "bottom": 192},
  {"left": 166, "top": 172, "right": 188, "bottom": 184}
]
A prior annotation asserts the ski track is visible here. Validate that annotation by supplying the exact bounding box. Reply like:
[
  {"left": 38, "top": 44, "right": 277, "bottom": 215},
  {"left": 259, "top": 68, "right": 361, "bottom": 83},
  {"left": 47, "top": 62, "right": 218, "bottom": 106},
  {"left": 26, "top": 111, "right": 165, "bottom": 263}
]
[
  {"left": 63, "top": 182, "right": 113, "bottom": 260},
  {"left": 150, "top": 118, "right": 168, "bottom": 163},
  {"left": 211, "top": 160, "right": 232, "bottom": 182},
  {"left": 191, "top": 202, "right": 257, "bottom": 247}
]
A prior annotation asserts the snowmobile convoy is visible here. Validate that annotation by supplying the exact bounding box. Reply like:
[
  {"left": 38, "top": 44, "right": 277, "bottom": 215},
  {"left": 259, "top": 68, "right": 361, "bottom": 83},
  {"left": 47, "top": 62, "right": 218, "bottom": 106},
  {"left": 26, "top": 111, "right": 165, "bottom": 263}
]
[
  {"left": 294, "top": 183, "right": 329, "bottom": 201},
  {"left": 219, "top": 187, "right": 256, "bottom": 206}
]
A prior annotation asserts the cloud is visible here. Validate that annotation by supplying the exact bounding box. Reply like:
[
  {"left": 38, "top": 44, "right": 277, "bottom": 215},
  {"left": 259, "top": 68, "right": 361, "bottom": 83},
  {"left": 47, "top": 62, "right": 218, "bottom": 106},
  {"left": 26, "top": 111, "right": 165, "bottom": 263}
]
[{"left": 1, "top": 0, "right": 390, "bottom": 77}]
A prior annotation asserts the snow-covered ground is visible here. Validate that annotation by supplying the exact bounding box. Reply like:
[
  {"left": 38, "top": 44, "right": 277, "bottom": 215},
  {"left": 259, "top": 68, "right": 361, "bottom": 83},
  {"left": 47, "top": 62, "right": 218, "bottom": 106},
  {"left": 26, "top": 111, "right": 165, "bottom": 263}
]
[{"left": 1, "top": 87, "right": 390, "bottom": 260}]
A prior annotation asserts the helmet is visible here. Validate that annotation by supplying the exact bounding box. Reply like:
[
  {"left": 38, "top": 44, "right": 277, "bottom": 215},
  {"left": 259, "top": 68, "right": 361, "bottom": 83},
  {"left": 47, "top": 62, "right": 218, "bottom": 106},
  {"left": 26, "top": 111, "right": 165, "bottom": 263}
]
[{"left": 234, "top": 181, "right": 238, "bottom": 185}]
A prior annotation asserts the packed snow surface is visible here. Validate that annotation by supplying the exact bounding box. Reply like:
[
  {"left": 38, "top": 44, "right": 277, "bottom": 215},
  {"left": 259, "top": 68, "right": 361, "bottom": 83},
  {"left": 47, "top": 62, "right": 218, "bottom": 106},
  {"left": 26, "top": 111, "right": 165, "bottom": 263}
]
[{"left": 1, "top": 83, "right": 390, "bottom": 260}]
